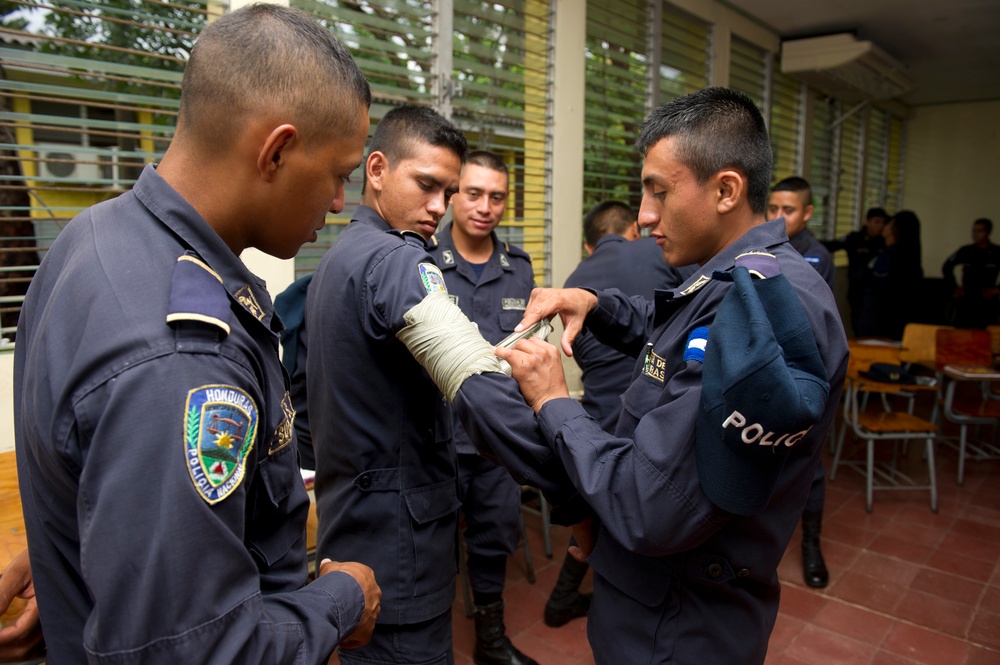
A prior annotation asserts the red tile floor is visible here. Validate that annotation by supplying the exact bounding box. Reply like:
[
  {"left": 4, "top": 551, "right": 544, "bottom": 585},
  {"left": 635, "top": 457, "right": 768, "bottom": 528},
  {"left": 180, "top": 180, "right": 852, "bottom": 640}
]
[{"left": 446, "top": 415, "right": 1000, "bottom": 665}]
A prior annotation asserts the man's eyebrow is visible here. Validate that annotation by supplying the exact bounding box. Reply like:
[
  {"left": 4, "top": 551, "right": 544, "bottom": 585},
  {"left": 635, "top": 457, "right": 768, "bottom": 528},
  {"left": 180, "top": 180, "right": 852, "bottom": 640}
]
[
  {"left": 415, "top": 171, "right": 444, "bottom": 188},
  {"left": 642, "top": 174, "right": 664, "bottom": 188}
]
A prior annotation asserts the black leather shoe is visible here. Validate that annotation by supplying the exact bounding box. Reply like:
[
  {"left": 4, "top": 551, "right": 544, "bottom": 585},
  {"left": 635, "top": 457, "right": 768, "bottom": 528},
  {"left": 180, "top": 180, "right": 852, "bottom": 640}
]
[
  {"left": 543, "top": 590, "right": 591, "bottom": 627},
  {"left": 473, "top": 601, "right": 539, "bottom": 665},
  {"left": 801, "top": 510, "right": 829, "bottom": 588}
]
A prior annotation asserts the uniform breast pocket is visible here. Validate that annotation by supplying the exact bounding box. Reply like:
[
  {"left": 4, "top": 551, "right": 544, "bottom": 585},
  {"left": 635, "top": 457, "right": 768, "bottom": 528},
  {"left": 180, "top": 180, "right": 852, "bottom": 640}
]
[
  {"left": 403, "top": 479, "right": 461, "bottom": 597},
  {"left": 249, "top": 443, "right": 306, "bottom": 568},
  {"left": 620, "top": 373, "right": 665, "bottom": 424},
  {"left": 498, "top": 309, "right": 523, "bottom": 333}
]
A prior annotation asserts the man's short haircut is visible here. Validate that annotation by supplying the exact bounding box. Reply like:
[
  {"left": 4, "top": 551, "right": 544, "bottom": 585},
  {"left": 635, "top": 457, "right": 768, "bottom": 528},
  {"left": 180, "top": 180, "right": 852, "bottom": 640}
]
[
  {"left": 369, "top": 105, "right": 468, "bottom": 166},
  {"left": 772, "top": 176, "right": 812, "bottom": 205},
  {"left": 866, "top": 207, "right": 888, "bottom": 220},
  {"left": 465, "top": 149, "right": 508, "bottom": 180},
  {"left": 636, "top": 87, "right": 772, "bottom": 214},
  {"left": 180, "top": 4, "right": 370, "bottom": 150},
  {"left": 584, "top": 201, "right": 636, "bottom": 247},
  {"left": 974, "top": 218, "right": 993, "bottom": 233}
]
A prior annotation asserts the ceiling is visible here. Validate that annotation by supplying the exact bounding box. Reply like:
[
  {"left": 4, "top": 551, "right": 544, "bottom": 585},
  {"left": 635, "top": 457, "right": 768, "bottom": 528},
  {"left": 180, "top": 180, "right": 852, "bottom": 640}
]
[{"left": 729, "top": 0, "right": 1000, "bottom": 106}]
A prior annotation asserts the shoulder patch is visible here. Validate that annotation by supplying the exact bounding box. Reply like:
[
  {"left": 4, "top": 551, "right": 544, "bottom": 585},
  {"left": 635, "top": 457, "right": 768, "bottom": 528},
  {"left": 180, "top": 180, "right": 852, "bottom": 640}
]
[
  {"left": 418, "top": 262, "right": 449, "bottom": 294},
  {"left": 683, "top": 326, "right": 709, "bottom": 362},
  {"left": 185, "top": 384, "right": 257, "bottom": 504},
  {"left": 166, "top": 255, "right": 231, "bottom": 335}
]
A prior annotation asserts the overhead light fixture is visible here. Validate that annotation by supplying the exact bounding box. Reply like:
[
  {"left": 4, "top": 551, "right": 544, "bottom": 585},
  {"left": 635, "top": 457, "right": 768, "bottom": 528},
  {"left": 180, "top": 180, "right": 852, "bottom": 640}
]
[{"left": 780, "top": 33, "right": 916, "bottom": 102}]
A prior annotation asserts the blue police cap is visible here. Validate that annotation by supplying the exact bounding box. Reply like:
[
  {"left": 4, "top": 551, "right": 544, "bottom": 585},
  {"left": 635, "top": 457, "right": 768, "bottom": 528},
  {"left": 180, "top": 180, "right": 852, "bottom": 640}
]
[{"left": 695, "top": 251, "right": 829, "bottom": 517}]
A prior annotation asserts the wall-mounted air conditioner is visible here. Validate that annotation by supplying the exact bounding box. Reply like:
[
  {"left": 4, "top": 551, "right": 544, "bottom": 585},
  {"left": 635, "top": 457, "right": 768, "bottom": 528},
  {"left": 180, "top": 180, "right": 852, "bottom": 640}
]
[
  {"left": 780, "top": 33, "right": 916, "bottom": 102},
  {"left": 35, "top": 144, "right": 102, "bottom": 181}
]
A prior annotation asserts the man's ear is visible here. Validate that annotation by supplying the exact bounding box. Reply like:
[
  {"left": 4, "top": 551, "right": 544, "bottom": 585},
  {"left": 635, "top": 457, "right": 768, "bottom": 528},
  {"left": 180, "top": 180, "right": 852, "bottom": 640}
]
[
  {"left": 584, "top": 242, "right": 595, "bottom": 256},
  {"left": 366, "top": 151, "right": 388, "bottom": 193},
  {"left": 804, "top": 203, "right": 815, "bottom": 223},
  {"left": 716, "top": 170, "right": 744, "bottom": 214},
  {"left": 257, "top": 124, "right": 297, "bottom": 182}
]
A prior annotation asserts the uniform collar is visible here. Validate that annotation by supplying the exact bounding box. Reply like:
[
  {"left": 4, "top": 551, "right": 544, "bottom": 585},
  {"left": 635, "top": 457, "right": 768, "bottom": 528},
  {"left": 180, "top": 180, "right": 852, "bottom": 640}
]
[
  {"left": 133, "top": 164, "right": 277, "bottom": 327},
  {"left": 592, "top": 234, "right": 628, "bottom": 251},
  {"left": 432, "top": 223, "right": 511, "bottom": 277},
  {"left": 657, "top": 218, "right": 788, "bottom": 302}
]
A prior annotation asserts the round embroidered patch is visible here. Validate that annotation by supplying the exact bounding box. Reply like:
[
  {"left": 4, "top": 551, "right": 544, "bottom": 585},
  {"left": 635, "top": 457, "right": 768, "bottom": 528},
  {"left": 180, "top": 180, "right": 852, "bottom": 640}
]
[{"left": 184, "top": 384, "right": 258, "bottom": 504}]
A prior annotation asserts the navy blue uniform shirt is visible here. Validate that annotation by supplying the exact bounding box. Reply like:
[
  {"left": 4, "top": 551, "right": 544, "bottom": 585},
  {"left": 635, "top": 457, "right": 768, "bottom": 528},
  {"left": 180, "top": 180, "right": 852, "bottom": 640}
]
[
  {"left": 14, "top": 164, "right": 364, "bottom": 665},
  {"left": 429, "top": 223, "right": 535, "bottom": 454},
  {"left": 563, "top": 235, "right": 691, "bottom": 431},
  {"left": 456, "top": 218, "right": 848, "bottom": 664},
  {"left": 306, "top": 206, "right": 460, "bottom": 625},
  {"left": 789, "top": 228, "right": 835, "bottom": 289}
]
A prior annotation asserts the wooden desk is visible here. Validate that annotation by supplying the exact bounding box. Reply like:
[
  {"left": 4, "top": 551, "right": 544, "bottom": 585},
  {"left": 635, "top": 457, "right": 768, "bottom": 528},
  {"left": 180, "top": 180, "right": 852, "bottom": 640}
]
[{"left": 0, "top": 451, "right": 27, "bottom": 572}]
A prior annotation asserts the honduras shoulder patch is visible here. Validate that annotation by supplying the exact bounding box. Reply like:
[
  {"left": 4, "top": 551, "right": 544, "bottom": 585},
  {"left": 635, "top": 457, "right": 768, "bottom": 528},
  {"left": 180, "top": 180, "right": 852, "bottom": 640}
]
[
  {"left": 683, "top": 326, "right": 709, "bottom": 362},
  {"left": 418, "top": 262, "right": 448, "bottom": 294},
  {"left": 185, "top": 385, "right": 257, "bottom": 504}
]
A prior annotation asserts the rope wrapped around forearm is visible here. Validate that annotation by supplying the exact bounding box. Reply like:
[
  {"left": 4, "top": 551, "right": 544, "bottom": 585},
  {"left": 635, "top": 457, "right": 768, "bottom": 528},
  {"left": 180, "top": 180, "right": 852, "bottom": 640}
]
[
  {"left": 397, "top": 292, "right": 508, "bottom": 401},
  {"left": 396, "top": 291, "right": 552, "bottom": 402}
]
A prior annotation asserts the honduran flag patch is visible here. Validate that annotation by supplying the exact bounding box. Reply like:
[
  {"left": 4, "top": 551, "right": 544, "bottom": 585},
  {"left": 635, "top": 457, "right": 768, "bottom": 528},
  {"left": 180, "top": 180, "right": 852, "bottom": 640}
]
[{"left": 683, "top": 326, "right": 709, "bottom": 363}]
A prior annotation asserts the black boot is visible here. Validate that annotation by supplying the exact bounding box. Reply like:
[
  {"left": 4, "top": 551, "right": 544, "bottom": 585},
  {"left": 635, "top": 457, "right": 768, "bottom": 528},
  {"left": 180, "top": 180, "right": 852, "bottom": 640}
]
[
  {"left": 473, "top": 601, "right": 539, "bottom": 665},
  {"left": 801, "top": 509, "right": 829, "bottom": 588},
  {"left": 544, "top": 554, "right": 591, "bottom": 627}
]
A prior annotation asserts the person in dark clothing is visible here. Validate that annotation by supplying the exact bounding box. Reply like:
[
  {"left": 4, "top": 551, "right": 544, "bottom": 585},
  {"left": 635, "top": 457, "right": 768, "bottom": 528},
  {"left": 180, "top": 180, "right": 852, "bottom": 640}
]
[
  {"left": 943, "top": 218, "right": 1000, "bottom": 328},
  {"left": 546, "top": 201, "right": 692, "bottom": 627},
  {"left": 824, "top": 207, "right": 888, "bottom": 335},
  {"left": 428, "top": 150, "right": 539, "bottom": 665},
  {"left": 767, "top": 177, "right": 833, "bottom": 589},
  {"left": 12, "top": 6, "right": 380, "bottom": 663},
  {"left": 857, "top": 210, "right": 925, "bottom": 340}
]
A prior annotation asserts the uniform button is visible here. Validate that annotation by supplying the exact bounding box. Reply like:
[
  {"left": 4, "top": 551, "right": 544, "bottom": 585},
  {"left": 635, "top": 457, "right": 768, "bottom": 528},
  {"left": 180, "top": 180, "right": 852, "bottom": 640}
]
[
  {"left": 737, "top": 568, "right": 751, "bottom": 578},
  {"left": 707, "top": 563, "right": 723, "bottom": 578},
  {"left": 358, "top": 474, "right": 372, "bottom": 489}
]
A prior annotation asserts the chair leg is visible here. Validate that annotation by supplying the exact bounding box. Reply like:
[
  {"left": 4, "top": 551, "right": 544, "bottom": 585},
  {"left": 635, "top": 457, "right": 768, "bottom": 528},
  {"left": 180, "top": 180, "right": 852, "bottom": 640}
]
[
  {"left": 830, "top": 417, "right": 848, "bottom": 482},
  {"left": 518, "top": 509, "right": 535, "bottom": 584},
  {"left": 539, "top": 493, "right": 552, "bottom": 558},
  {"left": 866, "top": 439, "right": 875, "bottom": 513},
  {"left": 926, "top": 436, "right": 938, "bottom": 513},
  {"left": 958, "top": 424, "right": 968, "bottom": 486}
]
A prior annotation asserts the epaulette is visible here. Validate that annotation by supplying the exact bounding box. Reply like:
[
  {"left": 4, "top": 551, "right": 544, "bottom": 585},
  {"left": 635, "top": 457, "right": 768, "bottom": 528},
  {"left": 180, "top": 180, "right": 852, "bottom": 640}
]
[
  {"left": 428, "top": 233, "right": 441, "bottom": 248},
  {"left": 166, "top": 254, "right": 231, "bottom": 336},
  {"left": 387, "top": 228, "right": 428, "bottom": 247},
  {"left": 503, "top": 241, "right": 531, "bottom": 261}
]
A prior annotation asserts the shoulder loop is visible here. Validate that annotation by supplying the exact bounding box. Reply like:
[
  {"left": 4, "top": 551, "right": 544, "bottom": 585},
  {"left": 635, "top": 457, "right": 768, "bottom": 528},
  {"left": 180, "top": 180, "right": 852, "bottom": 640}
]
[
  {"left": 166, "top": 254, "right": 231, "bottom": 337},
  {"left": 387, "top": 228, "right": 428, "bottom": 247}
]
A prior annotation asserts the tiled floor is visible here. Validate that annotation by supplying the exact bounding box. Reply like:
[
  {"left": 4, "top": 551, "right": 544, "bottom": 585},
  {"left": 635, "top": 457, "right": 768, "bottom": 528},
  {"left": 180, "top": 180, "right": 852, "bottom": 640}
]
[{"left": 448, "top": 408, "right": 1000, "bottom": 665}]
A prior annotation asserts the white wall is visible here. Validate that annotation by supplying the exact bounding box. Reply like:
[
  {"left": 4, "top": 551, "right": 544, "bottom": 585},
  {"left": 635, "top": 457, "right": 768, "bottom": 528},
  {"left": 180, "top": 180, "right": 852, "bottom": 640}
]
[{"left": 902, "top": 100, "right": 1000, "bottom": 278}]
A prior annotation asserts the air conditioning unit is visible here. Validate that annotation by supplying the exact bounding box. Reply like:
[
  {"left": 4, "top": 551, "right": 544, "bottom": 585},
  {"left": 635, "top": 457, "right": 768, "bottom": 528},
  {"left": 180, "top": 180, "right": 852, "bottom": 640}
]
[
  {"left": 780, "top": 33, "right": 916, "bottom": 102},
  {"left": 35, "top": 144, "right": 102, "bottom": 181}
]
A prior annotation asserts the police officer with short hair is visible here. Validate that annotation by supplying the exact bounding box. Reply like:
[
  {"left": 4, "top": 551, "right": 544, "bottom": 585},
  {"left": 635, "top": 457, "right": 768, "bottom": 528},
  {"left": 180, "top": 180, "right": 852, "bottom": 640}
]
[
  {"left": 428, "top": 150, "right": 538, "bottom": 665},
  {"left": 13, "top": 6, "right": 380, "bottom": 663},
  {"left": 399, "top": 88, "right": 849, "bottom": 664},
  {"left": 306, "top": 106, "right": 469, "bottom": 665}
]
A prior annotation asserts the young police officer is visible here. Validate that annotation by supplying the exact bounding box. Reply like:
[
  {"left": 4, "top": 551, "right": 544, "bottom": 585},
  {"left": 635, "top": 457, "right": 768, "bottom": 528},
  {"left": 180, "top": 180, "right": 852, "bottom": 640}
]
[
  {"left": 398, "top": 88, "right": 849, "bottom": 664},
  {"left": 306, "top": 106, "right": 467, "bottom": 665},
  {"left": 14, "top": 6, "right": 380, "bottom": 663},
  {"left": 428, "top": 150, "right": 539, "bottom": 665}
]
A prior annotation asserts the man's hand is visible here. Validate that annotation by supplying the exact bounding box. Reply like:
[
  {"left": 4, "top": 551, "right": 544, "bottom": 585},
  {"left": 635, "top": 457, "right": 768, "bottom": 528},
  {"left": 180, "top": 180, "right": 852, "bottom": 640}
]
[
  {"left": 568, "top": 518, "right": 596, "bottom": 562},
  {"left": 515, "top": 288, "right": 598, "bottom": 356},
  {"left": 0, "top": 549, "right": 44, "bottom": 662},
  {"left": 318, "top": 559, "right": 380, "bottom": 650},
  {"left": 494, "top": 337, "right": 570, "bottom": 412}
]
